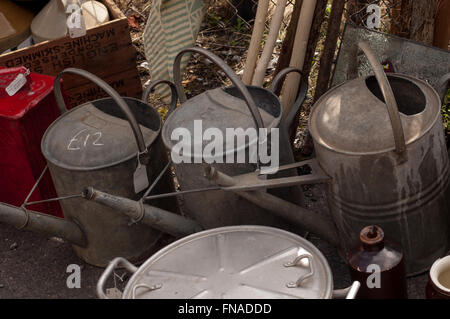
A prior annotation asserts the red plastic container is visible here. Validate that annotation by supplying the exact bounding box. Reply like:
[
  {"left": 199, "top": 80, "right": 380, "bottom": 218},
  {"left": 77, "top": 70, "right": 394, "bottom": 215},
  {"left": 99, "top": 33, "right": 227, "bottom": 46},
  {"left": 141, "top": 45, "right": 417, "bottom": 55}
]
[{"left": 0, "top": 68, "right": 64, "bottom": 217}]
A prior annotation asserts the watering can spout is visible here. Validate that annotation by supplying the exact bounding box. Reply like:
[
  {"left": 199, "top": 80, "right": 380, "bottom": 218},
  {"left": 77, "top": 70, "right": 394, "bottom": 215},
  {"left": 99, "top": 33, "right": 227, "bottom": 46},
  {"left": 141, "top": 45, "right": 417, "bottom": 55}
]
[
  {"left": 82, "top": 187, "right": 202, "bottom": 238},
  {"left": 0, "top": 202, "right": 87, "bottom": 247},
  {"left": 204, "top": 166, "right": 341, "bottom": 247}
]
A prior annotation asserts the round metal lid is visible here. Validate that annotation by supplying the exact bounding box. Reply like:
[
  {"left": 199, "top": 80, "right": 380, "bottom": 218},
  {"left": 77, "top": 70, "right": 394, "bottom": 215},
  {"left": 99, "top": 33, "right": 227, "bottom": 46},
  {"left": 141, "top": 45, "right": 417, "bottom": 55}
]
[
  {"left": 41, "top": 97, "right": 160, "bottom": 170},
  {"left": 122, "top": 226, "right": 333, "bottom": 299},
  {"left": 162, "top": 87, "right": 281, "bottom": 160},
  {"left": 309, "top": 74, "right": 441, "bottom": 155}
]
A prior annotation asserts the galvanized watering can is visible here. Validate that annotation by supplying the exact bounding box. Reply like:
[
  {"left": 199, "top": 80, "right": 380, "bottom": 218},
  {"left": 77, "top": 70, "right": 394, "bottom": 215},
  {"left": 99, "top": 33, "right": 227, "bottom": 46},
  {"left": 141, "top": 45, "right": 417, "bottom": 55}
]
[
  {"left": 0, "top": 69, "right": 201, "bottom": 267},
  {"left": 96, "top": 226, "right": 361, "bottom": 299},
  {"left": 157, "top": 47, "right": 307, "bottom": 232},
  {"left": 201, "top": 42, "right": 450, "bottom": 275},
  {"left": 83, "top": 43, "right": 448, "bottom": 275}
]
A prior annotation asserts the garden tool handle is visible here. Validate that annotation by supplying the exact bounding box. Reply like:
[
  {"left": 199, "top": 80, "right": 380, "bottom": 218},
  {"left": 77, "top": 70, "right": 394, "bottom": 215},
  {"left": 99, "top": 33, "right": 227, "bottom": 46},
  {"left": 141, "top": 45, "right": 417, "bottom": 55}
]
[
  {"left": 97, "top": 257, "right": 138, "bottom": 299},
  {"left": 142, "top": 79, "right": 178, "bottom": 116},
  {"left": 358, "top": 41, "right": 407, "bottom": 157},
  {"left": 269, "top": 67, "right": 308, "bottom": 129},
  {"left": 53, "top": 68, "right": 148, "bottom": 156},
  {"left": 173, "top": 47, "right": 265, "bottom": 132},
  {"left": 333, "top": 281, "right": 361, "bottom": 299}
]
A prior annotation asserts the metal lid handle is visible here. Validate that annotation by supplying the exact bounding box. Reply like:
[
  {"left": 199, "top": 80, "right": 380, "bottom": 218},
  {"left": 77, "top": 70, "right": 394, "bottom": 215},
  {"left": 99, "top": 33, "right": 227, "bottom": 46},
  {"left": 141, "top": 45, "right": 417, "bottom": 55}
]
[
  {"left": 53, "top": 68, "right": 148, "bottom": 155},
  {"left": 97, "top": 257, "right": 138, "bottom": 299},
  {"left": 173, "top": 47, "right": 264, "bottom": 132},
  {"left": 284, "top": 254, "right": 314, "bottom": 288},
  {"left": 358, "top": 42, "right": 407, "bottom": 157},
  {"left": 142, "top": 79, "right": 178, "bottom": 116}
]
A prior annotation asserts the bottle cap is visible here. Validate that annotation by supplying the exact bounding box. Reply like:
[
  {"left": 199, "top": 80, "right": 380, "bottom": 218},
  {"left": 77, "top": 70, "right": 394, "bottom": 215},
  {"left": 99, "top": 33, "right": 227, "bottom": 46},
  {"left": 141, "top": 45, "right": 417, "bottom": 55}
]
[{"left": 360, "top": 225, "right": 384, "bottom": 245}]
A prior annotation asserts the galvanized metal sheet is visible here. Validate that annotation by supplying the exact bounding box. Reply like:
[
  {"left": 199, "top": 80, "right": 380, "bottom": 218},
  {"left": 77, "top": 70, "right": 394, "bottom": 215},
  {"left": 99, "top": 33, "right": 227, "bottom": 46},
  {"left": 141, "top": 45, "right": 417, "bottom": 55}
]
[
  {"left": 122, "top": 226, "right": 333, "bottom": 299},
  {"left": 310, "top": 73, "right": 440, "bottom": 154},
  {"left": 332, "top": 24, "right": 450, "bottom": 97},
  {"left": 42, "top": 98, "right": 160, "bottom": 170},
  {"left": 162, "top": 87, "right": 279, "bottom": 158}
]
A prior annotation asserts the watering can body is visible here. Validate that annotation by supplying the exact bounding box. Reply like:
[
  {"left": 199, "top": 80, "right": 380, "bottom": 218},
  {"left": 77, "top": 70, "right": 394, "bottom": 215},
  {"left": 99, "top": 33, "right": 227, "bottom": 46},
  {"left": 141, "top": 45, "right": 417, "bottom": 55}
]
[
  {"left": 306, "top": 43, "right": 450, "bottom": 275},
  {"left": 38, "top": 69, "right": 176, "bottom": 267},
  {"left": 311, "top": 72, "right": 450, "bottom": 275},
  {"left": 203, "top": 43, "right": 450, "bottom": 276},
  {"left": 161, "top": 48, "right": 305, "bottom": 232}
]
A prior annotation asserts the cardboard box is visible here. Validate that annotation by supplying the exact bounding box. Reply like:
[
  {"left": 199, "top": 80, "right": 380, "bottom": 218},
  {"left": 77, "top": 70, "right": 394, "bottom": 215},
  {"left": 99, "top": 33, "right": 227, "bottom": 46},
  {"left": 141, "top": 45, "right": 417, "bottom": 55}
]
[{"left": 0, "top": 0, "right": 142, "bottom": 107}]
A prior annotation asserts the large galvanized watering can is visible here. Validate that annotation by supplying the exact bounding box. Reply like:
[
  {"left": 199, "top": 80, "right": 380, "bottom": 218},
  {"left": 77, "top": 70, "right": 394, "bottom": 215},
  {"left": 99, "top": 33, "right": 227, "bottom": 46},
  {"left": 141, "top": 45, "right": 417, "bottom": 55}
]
[
  {"left": 201, "top": 42, "right": 450, "bottom": 275},
  {"left": 0, "top": 69, "right": 202, "bottom": 267},
  {"left": 157, "top": 47, "right": 307, "bottom": 232},
  {"left": 80, "top": 44, "right": 448, "bottom": 275}
]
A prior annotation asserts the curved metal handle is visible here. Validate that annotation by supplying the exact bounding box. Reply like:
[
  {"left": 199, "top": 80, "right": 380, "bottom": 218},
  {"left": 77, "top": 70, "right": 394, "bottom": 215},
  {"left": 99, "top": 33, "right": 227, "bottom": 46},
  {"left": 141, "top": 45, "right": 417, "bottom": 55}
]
[
  {"left": 142, "top": 79, "right": 178, "bottom": 116},
  {"left": 173, "top": 47, "right": 264, "bottom": 132},
  {"left": 438, "top": 73, "right": 450, "bottom": 101},
  {"left": 358, "top": 42, "right": 406, "bottom": 157},
  {"left": 54, "top": 68, "right": 148, "bottom": 155},
  {"left": 269, "top": 67, "right": 308, "bottom": 129},
  {"left": 97, "top": 257, "right": 138, "bottom": 299},
  {"left": 284, "top": 254, "right": 314, "bottom": 288},
  {"left": 131, "top": 283, "right": 162, "bottom": 299}
]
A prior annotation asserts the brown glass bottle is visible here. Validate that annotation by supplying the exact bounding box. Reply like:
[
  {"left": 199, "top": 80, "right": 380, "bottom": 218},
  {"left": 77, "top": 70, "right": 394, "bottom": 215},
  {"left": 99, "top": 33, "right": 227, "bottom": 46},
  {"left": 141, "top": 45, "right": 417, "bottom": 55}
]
[{"left": 347, "top": 225, "right": 408, "bottom": 299}]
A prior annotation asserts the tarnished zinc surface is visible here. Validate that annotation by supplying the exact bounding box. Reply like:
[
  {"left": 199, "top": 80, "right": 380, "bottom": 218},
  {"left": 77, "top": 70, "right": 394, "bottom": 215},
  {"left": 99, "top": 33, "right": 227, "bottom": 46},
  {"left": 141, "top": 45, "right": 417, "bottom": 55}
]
[
  {"left": 41, "top": 69, "right": 175, "bottom": 267},
  {"left": 310, "top": 71, "right": 450, "bottom": 274},
  {"left": 332, "top": 24, "right": 450, "bottom": 98},
  {"left": 162, "top": 47, "right": 304, "bottom": 231}
]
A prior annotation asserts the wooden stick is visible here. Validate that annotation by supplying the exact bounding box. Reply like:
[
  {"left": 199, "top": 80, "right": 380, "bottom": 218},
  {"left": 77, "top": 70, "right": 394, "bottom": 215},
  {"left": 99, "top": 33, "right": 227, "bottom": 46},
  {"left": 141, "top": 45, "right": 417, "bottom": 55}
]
[
  {"left": 288, "top": 0, "right": 327, "bottom": 145},
  {"left": 280, "top": 0, "right": 316, "bottom": 117},
  {"left": 273, "top": 0, "right": 303, "bottom": 96},
  {"left": 314, "top": 0, "right": 346, "bottom": 101},
  {"left": 242, "top": 0, "right": 270, "bottom": 85},
  {"left": 433, "top": 0, "right": 450, "bottom": 50},
  {"left": 252, "top": 0, "right": 288, "bottom": 86}
]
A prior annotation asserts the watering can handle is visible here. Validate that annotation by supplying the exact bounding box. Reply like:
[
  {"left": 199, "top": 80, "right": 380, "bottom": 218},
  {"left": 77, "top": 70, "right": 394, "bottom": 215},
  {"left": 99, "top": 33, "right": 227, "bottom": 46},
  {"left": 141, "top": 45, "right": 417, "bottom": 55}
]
[
  {"left": 269, "top": 67, "right": 308, "bottom": 129},
  {"left": 173, "top": 47, "right": 265, "bottom": 132},
  {"left": 53, "top": 68, "right": 148, "bottom": 156},
  {"left": 358, "top": 42, "right": 407, "bottom": 157},
  {"left": 97, "top": 257, "right": 138, "bottom": 299},
  {"left": 142, "top": 79, "right": 178, "bottom": 116}
]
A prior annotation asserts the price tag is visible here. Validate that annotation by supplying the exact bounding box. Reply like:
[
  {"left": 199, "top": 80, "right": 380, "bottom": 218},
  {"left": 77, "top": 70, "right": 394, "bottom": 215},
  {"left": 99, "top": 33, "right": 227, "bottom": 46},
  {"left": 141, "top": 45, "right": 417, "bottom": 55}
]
[
  {"left": 134, "top": 161, "right": 149, "bottom": 194},
  {"left": 66, "top": 3, "right": 87, "bottom": 38},
  {"left": 6, "top": 69, "right": 30, "bottom": 96}
]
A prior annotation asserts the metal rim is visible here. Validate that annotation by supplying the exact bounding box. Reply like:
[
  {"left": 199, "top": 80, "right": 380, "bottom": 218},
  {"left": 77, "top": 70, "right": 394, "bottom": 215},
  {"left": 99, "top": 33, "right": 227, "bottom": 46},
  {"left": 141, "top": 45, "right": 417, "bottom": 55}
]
[
  {"left": 122, "top": 225, "right": 334, "bottom": 299},
  {"left": 41, "top": 97, "right": 162, "bottom": 171},
  {"left": 309, "top": 73, "right": 442, "bottom": 156}
]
